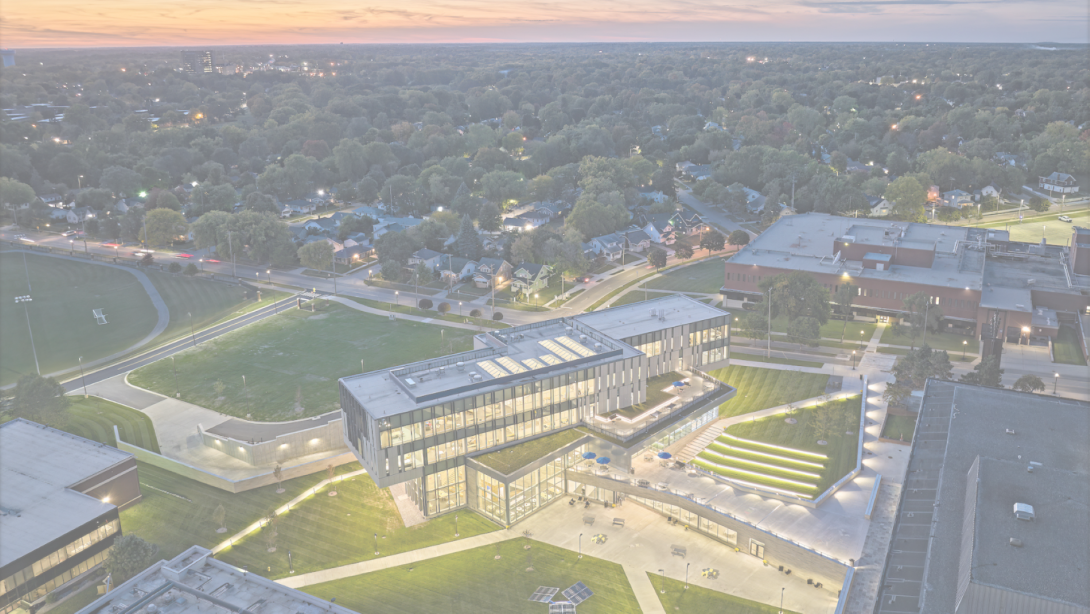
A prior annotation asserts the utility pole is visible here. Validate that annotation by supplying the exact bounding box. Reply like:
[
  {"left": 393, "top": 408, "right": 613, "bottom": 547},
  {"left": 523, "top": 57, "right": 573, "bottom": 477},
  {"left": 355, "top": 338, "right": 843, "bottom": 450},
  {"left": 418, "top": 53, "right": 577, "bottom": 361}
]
[
  {"left": 767, "top": 288, "right": 772, "bottom": 359},
  {"left": 227, "top": 231, "right": 237, "bottom": 278},
  {"left": 78, "top": 356, "right": 88, "bottom": 398},
  {"left": 15, "top": 296, "right": 39, "bottom": 375}
]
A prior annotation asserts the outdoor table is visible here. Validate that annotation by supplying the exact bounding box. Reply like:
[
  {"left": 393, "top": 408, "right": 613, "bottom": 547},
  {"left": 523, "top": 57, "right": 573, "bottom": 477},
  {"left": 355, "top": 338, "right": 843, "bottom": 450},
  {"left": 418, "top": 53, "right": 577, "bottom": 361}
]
[
  {"left": 592, "top": 534, "right": 607, "bottom": 544},
  {"left": 583, "top": 515, "right": 595, "bottom": 526},
  {"left": 701, "top": 568, "right": 719, "bottom": 579},
  {"left": 671, "top": 545, "right": 686, "bottom": 558}
]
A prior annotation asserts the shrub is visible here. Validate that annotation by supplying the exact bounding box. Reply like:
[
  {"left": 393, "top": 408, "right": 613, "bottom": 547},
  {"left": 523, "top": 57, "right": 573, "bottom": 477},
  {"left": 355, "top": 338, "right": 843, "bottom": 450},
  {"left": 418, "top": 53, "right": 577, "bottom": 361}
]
[
  {"left": 183, "top": 262, "right": 198, "bottom": 275},
  {"left": 167, "top": 262, "right": 182, "bottom": 273},
  {"left": 437, "top": 302, "right": 451, "bottom": 314},
  {"left": 418, "top": 298, "right": 433, "bottom": 309},
  {"left": 470, "top": 308, "right": 483, "bottom": 318},
  {"left": 493, "top": 311, "right": 504, "bottom": 321}
]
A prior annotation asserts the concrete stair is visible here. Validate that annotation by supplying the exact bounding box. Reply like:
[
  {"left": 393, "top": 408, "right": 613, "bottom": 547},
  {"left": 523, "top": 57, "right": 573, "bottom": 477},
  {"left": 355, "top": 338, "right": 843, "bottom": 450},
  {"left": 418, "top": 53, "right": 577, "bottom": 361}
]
[{"left": 677, "top": 423, "right": 724, "bottom": 463}]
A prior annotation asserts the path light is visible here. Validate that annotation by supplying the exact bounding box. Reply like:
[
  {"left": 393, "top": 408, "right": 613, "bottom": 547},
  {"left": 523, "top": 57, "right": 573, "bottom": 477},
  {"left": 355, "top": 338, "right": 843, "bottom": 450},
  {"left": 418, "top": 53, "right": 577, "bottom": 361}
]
[{"left": 1053, "top": 373, "right": 1059, "bottom": 395}]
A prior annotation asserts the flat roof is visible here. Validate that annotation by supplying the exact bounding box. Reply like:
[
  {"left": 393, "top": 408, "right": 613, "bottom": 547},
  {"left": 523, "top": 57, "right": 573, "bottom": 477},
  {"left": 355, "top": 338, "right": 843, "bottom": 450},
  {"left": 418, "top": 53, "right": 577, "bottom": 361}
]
[
  {"left": 913, "top": 382, "right": 1089, "bottom": 613},
  {"left": 979, "top": 286, "right": 1033, "bottom": 312},
  {"left": 0, "top": 419, "right": 133, "bottom": 567},
  {"left": 969, "top": 457, "right": 1089, "bottom": 607},
  {"left": 77, "top": 546, "right": 357, "bottom": 614},
  {"left": 574, "top": 294, "right": 728, "bottom": 340},
  {"left": 341, "top": 319, "right": 640, "bottom": 419}
]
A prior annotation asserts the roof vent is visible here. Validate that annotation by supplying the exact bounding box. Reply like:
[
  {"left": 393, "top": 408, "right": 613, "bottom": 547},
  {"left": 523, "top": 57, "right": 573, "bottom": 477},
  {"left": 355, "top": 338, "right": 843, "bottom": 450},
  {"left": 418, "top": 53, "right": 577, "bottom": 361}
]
[
  {"left": 1005, "top": 429, "right": 1016, "bottom": 435},
  {"left": 456, "top": 362, "right": 465, "bottom": 371},
  {"left": 439, "top": 366, "right": 446, "bottom": 375},
  {"left": 1014, "top": 502, "right": 1035, "bottom": 521},
  {"left": 579, "top": 334, "right": 588, "bottom": 342},
  {"left": 594, "top": 343, "right": 603, "bottom": 352},
  {"left": 1009, "top": 538, "right": 1023, "bottom": 547},
  {"left": 405, "top": 377, "right": 417, "bottom": 388}
]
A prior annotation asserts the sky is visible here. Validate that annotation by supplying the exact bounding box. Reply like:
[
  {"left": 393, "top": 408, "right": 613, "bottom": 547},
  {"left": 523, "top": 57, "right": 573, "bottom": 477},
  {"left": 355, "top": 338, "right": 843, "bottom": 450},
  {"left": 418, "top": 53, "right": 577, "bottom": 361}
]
[{"left": 1, "top": 0, "right": 1086, "bottom": 48}]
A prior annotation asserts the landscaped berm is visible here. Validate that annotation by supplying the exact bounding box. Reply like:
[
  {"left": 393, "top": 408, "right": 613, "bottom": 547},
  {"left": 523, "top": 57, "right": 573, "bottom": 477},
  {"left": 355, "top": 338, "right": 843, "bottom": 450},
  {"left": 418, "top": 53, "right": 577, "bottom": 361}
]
[{"left": 693, "top": 396, "right": 861, "bottom": 499}]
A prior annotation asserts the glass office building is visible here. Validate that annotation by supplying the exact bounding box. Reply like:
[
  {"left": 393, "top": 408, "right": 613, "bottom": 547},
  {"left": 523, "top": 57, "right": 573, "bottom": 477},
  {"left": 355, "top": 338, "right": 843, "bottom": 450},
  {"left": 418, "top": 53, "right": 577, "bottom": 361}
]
[{"left": 340, "top": 295, "right": 731, "bottom": 522}]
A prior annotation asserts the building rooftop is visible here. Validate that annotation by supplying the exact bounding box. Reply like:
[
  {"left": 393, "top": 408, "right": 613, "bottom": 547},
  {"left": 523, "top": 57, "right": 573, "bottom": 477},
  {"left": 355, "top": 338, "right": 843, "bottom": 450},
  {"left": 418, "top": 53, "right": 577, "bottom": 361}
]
[
  {"left": 76, "top": 546, "right": 357, "bottom": 614},
  {"left": 341, "top": 318, "right": 640, "bottom": 419},
  {"left": 914, "top": 382, "right": 1089, "bottom": 613},
  {"left": 0, "top": 419, "right": 133, "bottom": 567},
  {"left": 574, "top": 294, "right": 728, "bottom": 340}
]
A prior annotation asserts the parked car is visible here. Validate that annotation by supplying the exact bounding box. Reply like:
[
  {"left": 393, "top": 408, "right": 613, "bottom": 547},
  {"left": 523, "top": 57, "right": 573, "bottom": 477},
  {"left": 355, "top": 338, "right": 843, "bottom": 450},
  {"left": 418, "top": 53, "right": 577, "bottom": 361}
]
[
  {"left": 61, "top": 229, "right": 77, "bottom": 237},
  {"left": 174, "top": 253, "right": 193, "bottom": 259},
  {"left": 1058, "top": 215, "right": 1073, "bottom": 223}
]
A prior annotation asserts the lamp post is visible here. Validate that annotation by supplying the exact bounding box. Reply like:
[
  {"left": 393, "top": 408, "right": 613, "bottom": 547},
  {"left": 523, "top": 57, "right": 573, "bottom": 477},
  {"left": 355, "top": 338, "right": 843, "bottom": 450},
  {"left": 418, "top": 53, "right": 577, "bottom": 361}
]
[
  {"left": 70, "top": 239, "right": 74, "bottom": 254},
  {"left": 779, "top": 587, "right": 785, "bottom": 614},
  {"left": 78, "top": 174, "right": 83, "bottom": 189},
  {"left": 15, "top": 295, "right": 39, "bottom": 375},
  {"left": 962, "top": 339, "right": 967, "bottom": 359},
  {"left": 534, "top": 293, "right": 539, "bottom": 307},
  {"left": 491, "top": 275, "right": 503, "bottom": 317},
  {"left": 199, "top": 258, "right": 204, "bottom": 272},
  {"left": 78, "top": 356, "right": 88, "bottom": 398},
  {"left": 659, "top": 569, "right": 666, "bottom": 594},
  {"left": 851, "top": 350, "right": 857, "bottom": 370},
  {"left": 459, "top": 301, "right": 462, "bottom": 316},
  {"left": 860, "top": 329, "right": 865, "bottom": 350},
  {"left": 172, "top": 356, "right": 179, "bottom": 398},
  {"left": 374, "top": 533, "right": 379, "bottom": 556},
  {"left": 188, "top": 312, "right": 197, "bottom": 347},
  {"left": 685, "top": 563, "right": 690, "bottom": 589},
  {"left": 1053, "top": 373, "right": 1059, "bottom": 395},
  {"left": 578, "top": 533, "right": 583, "bottom": 559},
  {"left": 395, "top": 291, "right": 399, "bottom": 307}
]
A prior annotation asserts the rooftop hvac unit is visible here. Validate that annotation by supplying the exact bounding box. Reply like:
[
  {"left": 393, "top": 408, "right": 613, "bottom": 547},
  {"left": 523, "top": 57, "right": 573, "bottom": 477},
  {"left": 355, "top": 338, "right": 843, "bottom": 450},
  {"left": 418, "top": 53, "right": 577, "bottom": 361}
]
[
  {"left": 579, "top": 334, "right": 588, "bottom": 342},
  {"left": 404, "top": 377, "right": 417, "bottom": 388},
  {"left": 594, "top": 343, "right": 603, "bottom": 352},
  {"left": 1009, "top": 538, "right": 1023, "bottom": 547},
  {"left": 439, "top": 366, "right": 446, "bottom": 375},
  {"left": 1013, "top": 502, "right": 1035, "bottom": 521},
  {"left": 456, "top": 362, "right": 465, "bottom": 371},
  {"left": 473, "top": 374, "right": 483, "bottom": 381}
]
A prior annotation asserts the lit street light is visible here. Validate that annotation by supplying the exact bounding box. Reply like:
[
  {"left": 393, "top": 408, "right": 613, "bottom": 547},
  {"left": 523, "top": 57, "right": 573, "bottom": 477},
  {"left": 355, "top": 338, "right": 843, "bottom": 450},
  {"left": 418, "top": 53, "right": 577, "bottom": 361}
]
[
  {"left": 1053, "top": 373, "right": 1060, "bottom": 395},
  {"left": 962, "top": 339, "right": 967, "bottom": 359},
  {"left": 851, "top": 350, "right": 857, "bottom": 370},
  {"left": 859, "top": 329, "right": 865, "bottom": 350},
  {"left": 395, "top": 291, "right": 399, "bottom": 307},
  {"left": 578, "top": 533, "right": 583, "bottom": 559},
  {"left": 15, "top": 295, "right": 40, "bottom": 374}
]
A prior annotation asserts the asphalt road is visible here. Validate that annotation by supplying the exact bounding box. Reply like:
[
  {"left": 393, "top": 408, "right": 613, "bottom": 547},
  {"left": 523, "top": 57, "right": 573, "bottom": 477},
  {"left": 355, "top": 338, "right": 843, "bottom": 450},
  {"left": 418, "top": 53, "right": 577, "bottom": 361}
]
[{"left": 61, "top": 294, "right": 299, "bottom": 393}]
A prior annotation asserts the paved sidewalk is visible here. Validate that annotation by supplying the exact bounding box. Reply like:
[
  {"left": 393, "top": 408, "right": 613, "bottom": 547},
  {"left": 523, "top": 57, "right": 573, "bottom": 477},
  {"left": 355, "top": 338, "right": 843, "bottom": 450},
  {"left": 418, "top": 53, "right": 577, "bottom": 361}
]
[
  {"left": 624, "top": 566, "right": 666, "bottom": 614},
  {"left": 278, "top": 529, "right": 514, "bottom": 589},
  {"left": 327, "top": 295, "right": 498, "bottom": 333},
  {"left": 78, "top": 373, "right": 165, "bottom": 409}
]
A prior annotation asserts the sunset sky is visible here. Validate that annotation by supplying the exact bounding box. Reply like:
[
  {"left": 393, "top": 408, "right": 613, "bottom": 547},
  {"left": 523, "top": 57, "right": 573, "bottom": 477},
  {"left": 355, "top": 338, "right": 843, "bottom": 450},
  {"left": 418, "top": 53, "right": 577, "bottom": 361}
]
[{"left": 1, "top": 0, "right": 1086, "bottom": 48}]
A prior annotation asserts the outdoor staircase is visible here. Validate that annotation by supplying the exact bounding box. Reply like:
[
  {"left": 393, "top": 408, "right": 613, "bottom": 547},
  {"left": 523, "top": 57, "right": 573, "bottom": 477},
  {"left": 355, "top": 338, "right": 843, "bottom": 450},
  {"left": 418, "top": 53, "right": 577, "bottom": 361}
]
[{"left": 677, "top": 423, "right": 724, "bottom": 464}]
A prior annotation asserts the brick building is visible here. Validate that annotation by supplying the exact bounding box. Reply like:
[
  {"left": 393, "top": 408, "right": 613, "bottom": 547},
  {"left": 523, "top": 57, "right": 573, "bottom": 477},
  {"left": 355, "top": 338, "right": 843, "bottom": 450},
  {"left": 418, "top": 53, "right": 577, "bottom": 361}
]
[{"left": 721, "top": 213, "right": 1090, "bottom": 344}]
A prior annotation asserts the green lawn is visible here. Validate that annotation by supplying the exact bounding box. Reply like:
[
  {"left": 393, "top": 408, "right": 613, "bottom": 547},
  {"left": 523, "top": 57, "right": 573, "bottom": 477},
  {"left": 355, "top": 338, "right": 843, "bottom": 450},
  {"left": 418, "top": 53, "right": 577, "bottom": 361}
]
[
  {"left": 474, "top": 428, "right": 586, "bottom": 475},
  {"left": 63, "top": 396, "right": 160, "bottom": 452},
  {"left": 301, "top": 539, "right": 641, "bottom": 614},
  {"left": 767, "top": 316, "right": 876, "bottom": 343},
  {"left": 218, "top": 474, "right": 497, "bottom": 579},
  {"left": 129, "top": 304, "right": 476, "bottom": 421},
  {"left": 644, "top": 258, "right": 727, "bottom": 294},
  {"left": 980, "top": 211, "right": 1089, "bottom": 244},
  {"left": 587, "top": 271, "right": 660, "bottom": 311},
  {"left": 697, "top": 396, "right": 861, "bottom": 495},
  {"left": 143, "top": 270, "right": 289, "bottom": 347},
  {"left": 621, "top": 371, "right": 686, "bottom": 417},
  {"left": 729, "top": 353, "right": 826, "bottom": 369},
  {"left": 881, "top": 413, "right": 917, "bottom": 442},
  {"left": 1053, "top": 324, "right": 1087, "bottom": 366},
  {"left": 120, "top": 462, "right": 359, "bottom": 562},
  {"left": 0, "top": 253, "right": 159, "bottom": 386},
  {"left": 42, "top": 584, "right": 102, "bottom": 614},
  {"left": 347, "top": 296, "right": 508, "bottom": 329},
  {"left": 589, "top": 261, "right": 617, "bottom": 275},
  {"left": 652, "top": 574, "right": 801, "bottom": 614},
  {"left": 705, "top": 365, "right": 830, "bottom": 418},
  {"left": 877, "top": 346, "right": 976, "bottom": 362},
  {"left": 879, "top": 326, "right": 974, "bottom": 353}
]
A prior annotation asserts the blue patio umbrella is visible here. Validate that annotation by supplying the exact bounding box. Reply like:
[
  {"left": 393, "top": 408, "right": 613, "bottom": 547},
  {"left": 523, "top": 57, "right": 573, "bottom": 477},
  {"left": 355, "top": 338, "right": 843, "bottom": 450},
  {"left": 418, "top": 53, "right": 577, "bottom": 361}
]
[
  {"left": 596, "top": 457, "right": 611, "bottom": 464},
  {"left": 582, "top": 452, "right": 597, "bottom": 460},
  {"left": 658, "top": 452, "right": 673, "bottom": 460},
  {"left": 673, "top": 381, "right": 686, "bottom": 388}
]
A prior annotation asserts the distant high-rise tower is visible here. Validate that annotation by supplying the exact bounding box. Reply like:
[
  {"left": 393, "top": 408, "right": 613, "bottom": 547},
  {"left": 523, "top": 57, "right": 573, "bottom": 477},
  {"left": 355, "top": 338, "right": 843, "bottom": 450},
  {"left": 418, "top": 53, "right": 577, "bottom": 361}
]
[
  {"left": 181, "top": 50, "right": 215, "bottom": 73},
  {"left": 0, "top": 50, "right": 15, "bottom": 68}
]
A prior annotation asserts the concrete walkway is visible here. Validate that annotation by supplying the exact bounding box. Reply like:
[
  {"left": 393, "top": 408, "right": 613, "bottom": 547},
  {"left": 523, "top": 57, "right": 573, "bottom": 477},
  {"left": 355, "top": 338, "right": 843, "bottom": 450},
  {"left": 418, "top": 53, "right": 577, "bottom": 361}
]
[
  {"left": 624, "top": 566, "right": 667, "bottom": 614},
  {"left": 2, "top": 250, "right": 170, "bottom": 386},
  {"left": 278, "top": 528, "right": 514, "bottom": 589},
  {"left": 327, "top": 295, "right": 498, "bottom": 333}
]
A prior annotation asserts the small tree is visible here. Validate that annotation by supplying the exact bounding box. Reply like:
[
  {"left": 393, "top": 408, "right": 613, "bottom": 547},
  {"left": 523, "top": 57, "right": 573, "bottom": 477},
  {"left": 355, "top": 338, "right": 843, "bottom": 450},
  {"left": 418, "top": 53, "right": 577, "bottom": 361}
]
[
  {"left": 727, "top": 230, "right": 750, "bottom": 247},
  {"left": 437, "top": 302, "right": 451, "bottom": 315},
  {"left": 327, "top": 464, "right": 337, "bottom": 496},
  {"left": 213, "top": 503, "right": 227, "bottom": 533},
  {"left": 418, "top": 298, "right": 433, "bottom": 309},
  {"left": 168, "top": 262, "right": 182, "bottom": 273},
  {"left": 648, "top": 247, "right": 667, "bottom": 270},
  {"left": 298, "top": 241, "right": 334, "bottom": 272},
  {"left": 1012, "top": 374, "right": 1046, "bottom": 393},
  {"left": 699, "top": 230, "right": 725, "bottom": 254},
  {"left": 882, "top": 383, "right": 912, "bottom": 408},
  {"left": 140, "top": 253, "right": 155, "bottom": 267},
  {"left": 960, "top": 355, "right": 1004, "bottom": 388},
  {"left": 673, "top": 240, "right": 694, "bottom": 260},
  {"left": 12, "top": 374, "right": 69, "bottom": 427},
  {"left": 785, "top": 316, "right": 821, "bottom": 349},
  {"left": 104, "top": 535, "right": 159, "bottom": 583},
  {"left": 273, "top": 464, "right": 284, "bottom": 493},
  {"left": 212, "top": 380, "right": 226, "bottom": 396},
  {"left": 183, "top": 263, "right": 198, "bottom": 276},
  {"left": 469, "top": 308, "right": 482, "bottom": 318},
  {"left": 493, "top": 311, "right": 504, "bottom": 321},
  {"left": 380, "top": 259, "right": 403, "bottom": 281}
]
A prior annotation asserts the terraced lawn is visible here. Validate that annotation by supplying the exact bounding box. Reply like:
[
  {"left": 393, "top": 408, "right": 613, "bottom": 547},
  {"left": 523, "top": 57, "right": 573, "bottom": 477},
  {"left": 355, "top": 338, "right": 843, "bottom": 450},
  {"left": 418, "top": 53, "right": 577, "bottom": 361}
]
[
  {"left": 64, "top": 396, "right": 160, "bottom": 452},
  {"left": 705, "top": 365, "right": 830, "bottom": 418},
  {"left": 695, "top": 396, "right": 861, "bottom": 497},
  {"left": 301, "top": 539, "right": 641, "bottom": 614}
]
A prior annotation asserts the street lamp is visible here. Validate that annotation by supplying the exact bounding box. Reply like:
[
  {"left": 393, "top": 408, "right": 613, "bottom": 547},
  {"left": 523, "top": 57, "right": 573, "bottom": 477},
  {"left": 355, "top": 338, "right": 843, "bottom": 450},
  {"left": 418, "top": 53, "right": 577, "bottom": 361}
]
[
  {"left": 78, "top": 356, "right": 88, "bottom": 398},
  {"left": 534, "top": 293, "right": 539, "bottom": 307},
  {"left": 395, "top": 291, "right": 399, "bottom": 307},
  {"left": 491, "top": 275, "right": 503, "bottom": 317},
  {"left": 70, "top": 239, "right": 74, "bottom": 254},
  {"left": 578, "top": 533, "right": 583, "bottom": 559},
  {"left": 851, "top": 350, "right": 857, "bottom": 370},
  {"left": 685, "top": 563, "right": 690, "bottom": 589},
  {"left": 199, "top": 258, "right": 204, "bottom": 273},
  {"left": 860, "top": 329, "right": 865, "bottom": 350},
  {"left": 15, "top": 296, "right": 40, "bottom": 375},
  {"left": 780, "top": 587, "right": 785, "bottom": 614},
  {"left": 77, "top": 175, "right": 84, "bottom": 189},
  {"left": 962, "top": 339, "right": 967, "bottom": 359},
  {"left": 188, "top": 312, "right": 197, "bottom": 347},
  {"left": 458, "top": 301, "right": 462, "bottom": 316},
  {"left": 659, "top": 569, "right": 666, "bottom": 594},
  {"left": 1053, "top": 373, "right": 1059, "bottom": 395},
  {"left": 172, "top": 356, "right": 179, "bottom": 398}
]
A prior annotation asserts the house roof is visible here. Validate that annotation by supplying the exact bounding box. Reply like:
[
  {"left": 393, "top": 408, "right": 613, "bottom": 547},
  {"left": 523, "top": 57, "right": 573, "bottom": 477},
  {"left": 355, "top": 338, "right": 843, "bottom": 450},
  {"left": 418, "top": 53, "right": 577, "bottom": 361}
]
[
  {"left": 477, "top": 257, "right": 508, "bottom": 271},
  {"left": 514, "top": 262, "right": 549, "bottom": 279},
  {"left": 412, "top": 248, "right": 443, "bottom": 260},
  {"left": 623, "top": 228, "right": 652, "bottom": 244},
  {"left": 438, "top": 255, "right": 474, "bottom": 273}
]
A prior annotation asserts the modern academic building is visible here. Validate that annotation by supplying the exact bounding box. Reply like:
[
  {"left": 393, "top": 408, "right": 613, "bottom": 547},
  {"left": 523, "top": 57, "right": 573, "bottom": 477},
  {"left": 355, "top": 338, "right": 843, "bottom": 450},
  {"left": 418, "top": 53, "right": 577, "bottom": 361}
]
[
  {"left": 0, "top": 420, "right": 142, "bottom": 613},
  {"left": 722, "top": 213, "right": 1090, "bottom": 345},
  {"left": 339, "top": 294, "right": 732, "bottom": 520}
]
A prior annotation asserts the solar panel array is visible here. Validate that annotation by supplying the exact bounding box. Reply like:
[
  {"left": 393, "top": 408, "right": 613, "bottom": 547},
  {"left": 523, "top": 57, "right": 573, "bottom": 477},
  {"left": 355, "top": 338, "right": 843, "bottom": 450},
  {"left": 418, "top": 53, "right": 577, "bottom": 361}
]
[
  {"left": 557, "top": 336, "right": 596, "bottom": 357},
  {"left": 522, "top": 357, "right": 546, "bottom": 370},
  {"left": 539, "top": 340, "right": 579, "bottom": 361},
  {"left": 548, "top": 603, "right": 576, "bottom": 614},
  {"left": 496, "top": 356, "right": 527, "bottom": 374},
  {"left": 528, "top": 587, "right": 559, "bottom": 603},
  {"left": 562, "top": 583, "right": 593, "bottom": 605},
  {"left": 476, "top": 360, "right": 509, "bottom": 379}
]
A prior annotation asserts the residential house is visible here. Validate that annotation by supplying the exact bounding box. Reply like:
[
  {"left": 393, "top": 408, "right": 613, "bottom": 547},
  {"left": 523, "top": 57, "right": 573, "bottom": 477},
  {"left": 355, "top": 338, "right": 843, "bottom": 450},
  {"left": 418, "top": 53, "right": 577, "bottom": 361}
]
[
  {"left": 473, "top": 257, "right": 512, "bottom": 288},
  {"left": 114, "top": 198, "right": 143, "bottom": 214},
  {"left": 637, "top": 188, "right": 670, "bottom": 204},
  {"left": 66, "top": 207, "right": 95, "bottom": 224},
  {"left": 676, "top": 162, "right": 712, "bottom": 181},
  {"left": 38, "top": 193, "right": 63, "bottom": 205},
  {"left": 622, "top": 227, "right": 652, "bottom": 252},
  {"left": 741, "top": 187, "right": 767, "bottom": 214},
  {"left": 373, "top": 216, "right": 423, "bottom": 238},
  {"left": 511, "top": 262, "right": 553, "bottom": 297},
  {"left": 436, "top": 254, "right": 476, "bottom": 283},
  {"left": 589, "top": 232, "right": 625, "bottom": 261},
  {"left": 49, "top": 207, "right": 70, "bottom": 221},
  {"left": 408, "top": 248, "right": 444, "bottom": 269},
  {"left": 533, "top": 201, "right": 571, "bottom": 219},
  {"left": 503, "top": 210, "right": 551, "bottom": 232},
  {"left": 977, "top": 185, "right": 1001, "bottom": 201},
  {"left": 303, "top": 217, "right": 338, "bottom": 235},
  {"left": 1039, "top": 172, "right": 1079, "bottom": 195},
  {"left": 352, "top": 205, "right": 383, "bottom": 219},
  {"left": 703, "top": 121, "right": 722, "bottom": 132},
  {"left": 281, "top": 199, "right": 317, "bottom": 218},
  {"left": 942, "top": 189, "right": 974, "bottom": 208},
  {"left": 651, "top": 125, "right": 665, "bottom": 140},
  {"left": 334, "top": 242, "right": 372, "bottom": 265},
  {"left": 867, "top": 194, "right": 892, "bottom": 217}
]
